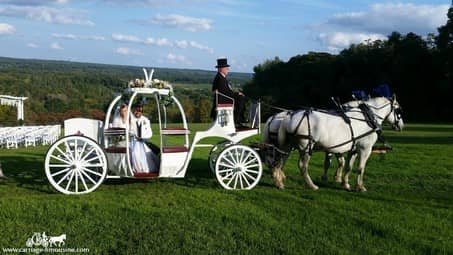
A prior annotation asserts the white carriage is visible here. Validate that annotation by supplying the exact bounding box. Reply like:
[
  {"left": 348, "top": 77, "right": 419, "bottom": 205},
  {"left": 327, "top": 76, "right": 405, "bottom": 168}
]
[{"left": 44, "top": 69, "right": 263, "bottom": 194}]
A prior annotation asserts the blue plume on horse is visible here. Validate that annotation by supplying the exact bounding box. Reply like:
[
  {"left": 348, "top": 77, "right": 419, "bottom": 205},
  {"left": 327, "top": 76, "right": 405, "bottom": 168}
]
[
  {"left": 372, "top": 84, "right": 392, "bottom": 98},
  {"left": 352, "top": 90, "right": 368, "bottom": 100}
]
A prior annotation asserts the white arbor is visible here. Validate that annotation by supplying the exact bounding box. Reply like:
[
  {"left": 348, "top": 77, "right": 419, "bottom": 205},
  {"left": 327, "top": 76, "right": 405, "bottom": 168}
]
[{"left": 0, "top": 95, "right": 28, "bottom": 121}]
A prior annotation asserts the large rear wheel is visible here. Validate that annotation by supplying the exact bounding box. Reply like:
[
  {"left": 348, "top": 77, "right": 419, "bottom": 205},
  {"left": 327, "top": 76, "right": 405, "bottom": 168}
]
[{"left": 44, "top": 136, "right": 107, "bottom": 195}]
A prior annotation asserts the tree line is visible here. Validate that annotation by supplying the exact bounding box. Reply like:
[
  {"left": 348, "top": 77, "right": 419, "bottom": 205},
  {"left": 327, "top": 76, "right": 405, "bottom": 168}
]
[
  {"left": 0, "top": 58, "right": 251, "bottom": 125},
  {"left": 244, "top": 8, "right": 453, "bottom": 122}
]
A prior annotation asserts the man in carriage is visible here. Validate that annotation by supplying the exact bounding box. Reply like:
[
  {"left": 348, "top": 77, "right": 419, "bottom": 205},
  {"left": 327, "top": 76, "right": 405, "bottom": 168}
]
[{"left": 210, "top": 58, "right": 247, "bottom": 128}]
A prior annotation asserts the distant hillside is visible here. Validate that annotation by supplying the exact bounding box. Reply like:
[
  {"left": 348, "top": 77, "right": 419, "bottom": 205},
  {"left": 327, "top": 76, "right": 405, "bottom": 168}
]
[{"left": 0, "top": 57, "right": 252, "bottom": 125}]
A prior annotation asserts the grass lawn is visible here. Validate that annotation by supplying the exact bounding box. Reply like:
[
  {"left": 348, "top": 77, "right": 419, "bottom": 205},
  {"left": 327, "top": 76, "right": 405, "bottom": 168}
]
[{"left": 0, "top": 123, "right": 452, "bottom": 254}]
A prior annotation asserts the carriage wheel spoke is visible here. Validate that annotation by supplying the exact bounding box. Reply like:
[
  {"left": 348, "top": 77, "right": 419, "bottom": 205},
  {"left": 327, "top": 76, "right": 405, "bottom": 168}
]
[
  {"left": 51, "top": 168, "right": 71, "bottom": 177},
  {"left": 78, "top": 171, "right": 89, "bottom": 191},
  {"left": 84, "top": 155, "right": 101, "bottom": 163},
  {"left": 235, "top": 148, "right": 240, "bottom": 164},
  {"left": 221, "top": 156, "right": 235, "bottom": 168},
  {"left": 244, "top": 169, "right": 259, "bottom": 174},
  {"left": 238, "top": 173, "right": 244, "bottom": 189},
  {"left": 55, "top": 146, "right": 72, "bottom": 162},
  {"left": 221, "top": 171, "right": 235, "bottom": 181},
  {"left": 242, "top": 171, "right": 257, "bottom": 181},
  {"left": 64, "top": 141, "right": 75, "bottom": 161},
  {"left": 83, "top": 163, "right": 105, "bottom": 168},
  {"left": 74, "top": 171, "right": 78, "bottom": 193},
  {"left": 240, "top": 151, "right": 251, "bottom": 164},
  {"left": 241, "top": 173, "right": 251, "bottom": 187},
  {"left": 218, "top": 168, "right": 234, "bottom": 174},
  {"left": 50, "top": 155, "right": 71, "bottom": 165},
  {"left": 80, "top": 148, "right": 95, "bottom": 161},
  {"left": 56, "top": 170, "right": 73, "bottom": 185},
  {"left": 218, "top": 162, "right": 234, "bottom": 169},
  {"left": 74, "top": 139, "right": 78, "bottom": 162},
  {"left": 244, "top": 159, "right": 258, "bottom": 167},
  {"left": 81, "top": 167, "right": 103, "bottom": 177},
  {"left": 49, "top": 164, "right": 71, "bottom": 168},
  {"left": 227, "top": 150, "right": 237, "bottom": 164},
  {"left": 239, "top": 149, "right": 247, "bottom": 165},
  {"left": 226, "top": 173, "right": 237, "bottom": 187},
  {"left": 77, "top": 141, "right": 88, "bottom": 161},
  {"left": 233, "top": 173, "right": 239, "bottom": 189},
  {"left": 65, "top": 171, "right": 75, "bottom": 191},
  {"left": 79, "top": 169, "right": 98, "bottom": 185},
  {"left": 245, "top": 164, "right": 259, "bottom": 169}
]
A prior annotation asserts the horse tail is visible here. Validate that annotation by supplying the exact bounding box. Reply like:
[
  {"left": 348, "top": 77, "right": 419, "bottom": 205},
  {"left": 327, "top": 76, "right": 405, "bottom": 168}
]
[
  {"left": 262, "top": 115, "right": 273, "bottom": 144},
  {"left": 277, "top": 114, "right": 292, "bottom": 150}
]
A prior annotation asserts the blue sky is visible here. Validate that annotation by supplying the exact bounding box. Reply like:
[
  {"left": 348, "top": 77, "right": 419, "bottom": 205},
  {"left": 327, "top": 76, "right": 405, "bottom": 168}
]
[{"left": 0, "top": 0, "right": 450, "bottom": 72}]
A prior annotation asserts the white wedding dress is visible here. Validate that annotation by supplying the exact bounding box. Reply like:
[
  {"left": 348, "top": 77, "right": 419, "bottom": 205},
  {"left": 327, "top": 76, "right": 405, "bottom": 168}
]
[{"left": 130, "top": 115, "right": 160, "bottom": 173}]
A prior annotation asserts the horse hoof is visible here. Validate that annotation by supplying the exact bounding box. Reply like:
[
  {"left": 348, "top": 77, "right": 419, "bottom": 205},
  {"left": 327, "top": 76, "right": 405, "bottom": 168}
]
[
  {"left": 356, "top": 186, "right": 367, "bottom": 192},
  {"left": 342, "top": 183, "right": 351, "bottom": 190},
  {"left": 308, "top": 184, "right": 319, "bottom": 191}
]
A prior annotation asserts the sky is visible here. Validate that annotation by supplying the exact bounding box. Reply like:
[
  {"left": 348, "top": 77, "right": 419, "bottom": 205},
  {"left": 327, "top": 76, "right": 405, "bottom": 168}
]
[{"left": 0, "top": 0, "right": 451, "bottom": 72}]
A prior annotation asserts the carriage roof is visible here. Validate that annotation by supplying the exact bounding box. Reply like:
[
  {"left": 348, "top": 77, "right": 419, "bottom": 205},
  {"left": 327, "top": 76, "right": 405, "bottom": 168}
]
[{"left": 123, "top": 87, "right": 172, "bottom": 96}]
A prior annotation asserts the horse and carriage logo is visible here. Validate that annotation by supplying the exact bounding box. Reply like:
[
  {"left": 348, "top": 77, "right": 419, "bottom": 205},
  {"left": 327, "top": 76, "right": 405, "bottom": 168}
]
[{"left": 25, "top": 232, "right": 66, "bottom": 248}]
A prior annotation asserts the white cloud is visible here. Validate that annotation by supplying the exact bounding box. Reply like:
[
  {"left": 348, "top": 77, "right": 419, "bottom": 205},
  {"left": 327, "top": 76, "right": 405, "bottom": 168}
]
[
  {"left": 0, "top": 0, "right": 68, "bottom": 5},
  {"left": 151, "top": 14, "right": 212, "bottom": 32},
  {"left": 175, "top": 39, "right": 213, "bottom": 53},
  {"left": 313, "top": 3, "right": 449, "bottom": 52},
  {"left": 52, "top": 33, "right": 105, "bottom": 40},
  {"left": 112, "top": 33, "right": 142, "bottom": 43},
  {"left": 326, "top": 3, "right": 449, "bottom": 35},
  {"left": 166, "top": 53, "right": 191, "bottom": 65},
  {"left": 0, "top": 23, "right": 15, "bottom": 35},
  {"left": 50, "top": 42, "right": 63, "bottom": 50},
  {"left": 26, "top": 42, "right": 38, "bottom": 48},
  {"left": 115, "top": 47, "right": 142, "bottom": 56},
  {"left": 318, "top": 32, "right": 386, "bottom": 51},
  {"left": 0, "top": 6, "right": 94, "bottom": 26},
  {"left": 52, "top": 33, "right": 76, "bottom": 39}
]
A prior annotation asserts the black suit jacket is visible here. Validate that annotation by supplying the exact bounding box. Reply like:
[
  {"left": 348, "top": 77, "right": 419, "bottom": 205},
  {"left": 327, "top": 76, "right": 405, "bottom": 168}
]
[
  {"left": 212, "top": 72, "right": 235, "bottom": 104},
  {"left": 211, "top": 72, "right": 236, "bottom": 118}
]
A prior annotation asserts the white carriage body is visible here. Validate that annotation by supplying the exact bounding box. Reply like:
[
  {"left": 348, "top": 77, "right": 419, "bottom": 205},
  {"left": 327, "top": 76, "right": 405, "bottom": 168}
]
[
  {"left": 64, "top": 118, "right": 103, "bottom": 143},
  {"left": 45, "top": 69, "right": 262, "bottom": 194}
]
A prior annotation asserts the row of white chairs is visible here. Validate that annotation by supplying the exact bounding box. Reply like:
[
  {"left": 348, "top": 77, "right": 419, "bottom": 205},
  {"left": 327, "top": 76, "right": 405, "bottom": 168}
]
[{"left": 0, "top": 125, "right": 61, "bottom": 149}]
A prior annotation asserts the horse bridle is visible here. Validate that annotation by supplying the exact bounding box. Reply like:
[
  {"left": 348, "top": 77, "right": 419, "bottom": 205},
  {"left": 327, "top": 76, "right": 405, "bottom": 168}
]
[{"left": 365, "top": 98, "right": 402, "bottom": 130}]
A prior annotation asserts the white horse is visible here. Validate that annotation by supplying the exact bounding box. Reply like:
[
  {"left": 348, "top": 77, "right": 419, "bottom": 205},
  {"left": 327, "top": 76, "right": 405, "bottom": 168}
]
[
  {"left": 263, "top": 100, "right": 358, "bottom": 188},
  {"left": 49, "top": 234, "right": 66, "bottom": 247},
  {"left": 265, "top": 96, "right": 403, "bottom": 191}
]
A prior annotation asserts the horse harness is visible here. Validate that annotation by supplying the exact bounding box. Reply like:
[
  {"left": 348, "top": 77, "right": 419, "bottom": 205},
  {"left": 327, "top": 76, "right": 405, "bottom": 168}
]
[{"left": 286, "top": 103, "right": 388, "bottom": 155}]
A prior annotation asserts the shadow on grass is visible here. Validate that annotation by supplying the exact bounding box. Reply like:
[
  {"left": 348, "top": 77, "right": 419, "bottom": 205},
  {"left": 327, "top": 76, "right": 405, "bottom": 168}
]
[
  {"left": 0, "top": 155, "right": 54, "bottom": 194},
  {"left": 386, "top": 135, "right": 453, "bottom": 144}
]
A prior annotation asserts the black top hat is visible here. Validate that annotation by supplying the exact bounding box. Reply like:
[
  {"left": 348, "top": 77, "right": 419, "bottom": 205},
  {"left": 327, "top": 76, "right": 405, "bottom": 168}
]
[{"left": 215, "top": 58, "right": 230, "bottom": 68}]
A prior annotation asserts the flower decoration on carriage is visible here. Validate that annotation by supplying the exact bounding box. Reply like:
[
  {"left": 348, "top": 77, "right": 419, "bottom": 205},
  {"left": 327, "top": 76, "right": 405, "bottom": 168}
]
[{"left": 128, "top": 78, "right": 146, "bottom": 88}]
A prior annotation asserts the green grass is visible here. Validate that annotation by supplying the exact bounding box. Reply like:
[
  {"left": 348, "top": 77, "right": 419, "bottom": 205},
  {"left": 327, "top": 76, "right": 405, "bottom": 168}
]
[{"left": 0, "top": 124, "right": 452, "bottom": 254}]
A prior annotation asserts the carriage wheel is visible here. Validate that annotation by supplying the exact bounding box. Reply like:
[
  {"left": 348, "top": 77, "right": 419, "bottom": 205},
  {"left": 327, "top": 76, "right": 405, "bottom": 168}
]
[
  {"left": 208, "top": 141, "right": 233, "bottom": 173},
  {"left": 45, "top": 136, "right": 107, "bottom": 195},
  {"left": 215, "top": 145, "right": 262, "bottom": 190}
]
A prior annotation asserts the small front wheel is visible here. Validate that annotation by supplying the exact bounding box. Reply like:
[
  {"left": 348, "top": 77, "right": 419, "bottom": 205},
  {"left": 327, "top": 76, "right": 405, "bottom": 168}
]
[
  {"left": 208, "top": 141, "right": 232, "bottom": 173},
  {"left": 45, "top": 136, "right": 107, "bottom": 195},
  {"left": 215, "top": 145, "right": 262, "bottom": 190}
]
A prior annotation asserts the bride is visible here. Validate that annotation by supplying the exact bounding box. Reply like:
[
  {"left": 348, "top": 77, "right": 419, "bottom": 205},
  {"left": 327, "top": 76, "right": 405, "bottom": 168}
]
[{"left": 112, "top": 103, "right": 160, "bottom": 173}]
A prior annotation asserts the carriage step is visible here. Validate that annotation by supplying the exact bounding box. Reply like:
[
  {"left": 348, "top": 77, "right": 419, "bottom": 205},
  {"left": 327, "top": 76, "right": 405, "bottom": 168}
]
[
  {"left": 236, "top": 127, "right": 257, "bottom": 132},
  {"left": 161, "top": 128, "right": 190, "bottom": 135},
  {"left": 162, "top": 146, "right": 189, "bottom": 153},
  {"left": 105, "top": 147, "right": 126, "bottom": 153},
  {"left": 134, "top": 172, "right": 159, "bottom": 178}
]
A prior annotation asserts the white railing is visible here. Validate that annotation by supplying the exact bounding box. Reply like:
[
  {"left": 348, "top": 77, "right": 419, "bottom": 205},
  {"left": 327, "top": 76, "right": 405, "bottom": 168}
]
[{"left": 0, "top": 125, "right": 61, "bottom": 149}]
